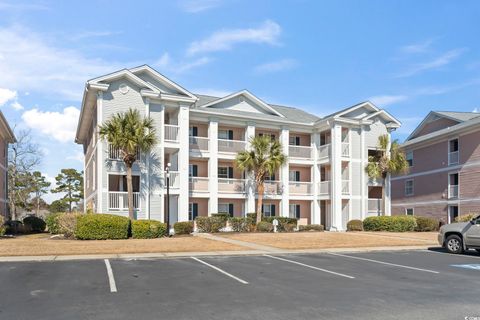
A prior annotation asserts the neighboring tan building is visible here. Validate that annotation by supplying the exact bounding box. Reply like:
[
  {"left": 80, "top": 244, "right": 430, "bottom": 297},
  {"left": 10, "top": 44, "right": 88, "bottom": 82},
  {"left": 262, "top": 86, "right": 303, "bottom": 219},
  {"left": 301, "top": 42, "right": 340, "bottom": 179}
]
[
  {"left": 75, "top": 65, "right": 400, "bottom": 231},
  {"left": 0, "top": 111, "right": 16, "bottom": 218},
  {"left": 392, "top": 111, "right": 480, "bottom": 223}
]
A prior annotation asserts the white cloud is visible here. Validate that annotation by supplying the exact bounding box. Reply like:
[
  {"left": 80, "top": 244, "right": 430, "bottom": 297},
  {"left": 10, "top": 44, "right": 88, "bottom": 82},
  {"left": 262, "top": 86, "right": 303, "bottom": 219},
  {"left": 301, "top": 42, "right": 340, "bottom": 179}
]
[
  {"left": 368, "top": 95, "right": 408, "bottom": 106},
  {"left": 67, "top": 150, "right": 84, "bottom": 163},
  {"left": 187, "top": 20, "right": 281, "bottom": 56},
  {"left": 179, "top": 0, "right": 222, "bottom": 13},
  {"left": 0, "top": 87, "right": 17, "bottom": 105},
  {"left": 400, "top": 39, "right": 434, "bottom": 54},
  {"left": 395, "top": 48, "right": 467, "bottom": 78},
  {"left": 10, "top": 101, "right": 23, "bottom": 110},
  {"left": 254, "top": 59, "right": 297, "bottom": 74},
  {"left": 21, "top": 106, "right": 80, "bottom": 142},
  {"left": 473, "top": 108, "right": 479, "bottom": 113},
  {"left": 153, "top": 52, "right": 212, "bottom": 73}
]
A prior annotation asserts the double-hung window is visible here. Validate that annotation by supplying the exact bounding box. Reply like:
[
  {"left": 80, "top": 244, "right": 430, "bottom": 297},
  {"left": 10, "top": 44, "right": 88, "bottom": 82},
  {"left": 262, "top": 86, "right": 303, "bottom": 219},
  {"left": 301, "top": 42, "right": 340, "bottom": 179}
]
[
  {"left": 406, "top": 151, "right": 413, "bottom": 167},
  {"left": 405, "top": 180, "right": 414, "bottom": 196},
  {"left": 448, "top": 139, "right": 459, "bottom": 165},
  {"left": 289, "top": 204, "right": 301, "bottom": 219},
  {"left": 262, "top": 204, "right": 276, "bottom": 217}
]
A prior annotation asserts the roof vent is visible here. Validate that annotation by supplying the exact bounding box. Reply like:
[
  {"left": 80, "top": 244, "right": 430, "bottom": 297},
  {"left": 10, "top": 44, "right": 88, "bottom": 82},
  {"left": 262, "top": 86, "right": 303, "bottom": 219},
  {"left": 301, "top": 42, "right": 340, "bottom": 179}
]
[{"left": 119, "top": 83, "right": 129, "bottom": 94}]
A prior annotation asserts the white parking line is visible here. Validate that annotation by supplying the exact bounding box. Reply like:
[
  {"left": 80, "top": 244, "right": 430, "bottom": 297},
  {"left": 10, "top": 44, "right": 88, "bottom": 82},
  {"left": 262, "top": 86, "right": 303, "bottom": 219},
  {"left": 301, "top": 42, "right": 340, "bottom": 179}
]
[
  {"left": 191, "top": 257, "right": 249, "bottom": 284},
  {"left": 422, "top": 250, "right": 480, "bottom": 260},
  {"left": 264, "top": 255, "right": 355, "bottom": 279},
  {"left": 328, "top": 252, "right": 440, "bottom": 274},
  {"left": 104, "top": 259, "right": 117, "bottom": 293}
]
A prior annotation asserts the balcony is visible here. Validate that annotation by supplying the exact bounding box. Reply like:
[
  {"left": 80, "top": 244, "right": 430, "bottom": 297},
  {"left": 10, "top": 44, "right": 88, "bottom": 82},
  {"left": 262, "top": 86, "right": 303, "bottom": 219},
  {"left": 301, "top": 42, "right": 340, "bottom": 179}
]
[
  {"left": 167, "top": 171, "right": 180, "bottom": 188},
  {"left": 341, "top": 142, "right": 350, "bottom": 157},
  {"left": 165, "top": 124, "right": 179, "bottom": 142},
  {"left": 318, "top": 181, "right": 330, "bottom": 195},
  {"left": 218, "top": 139, "right": 246, "bottom": 153},
  {"left": 108, "top": 144, "right": 139, "bottom": 160},
  {"left": 342, "top": 180, "right": 350, "bottom": 195},
  {"left": 108, "top": 191, "right": 140, "bottom": 211},
  {"left": 189, "top": 136, "right": 209, "bottom": 151},
  {"left": 448, "top": 185, "right": 459, "bottom": 199},
  {"left": 218, "top": 178, "right": 246, "bottom": 193},
  {"left": 189, "top": 177, "right": 209, "bottom": 192},
  {"left": 289, "top": 145, "right": 313, "bottom": 159},
  {"left": 448, "top": 151, "right": 459, "bottom": 165},
  {"left": 263, "top": 181, "right": 283, "bottom": 195},
  {"left": 289, "top": 181, "right": 313, "bottom": 195},
  {"left": 368, "top": 198, "right": 383, "bottom": 215},
  {"left": 318, "top": 144, "right": 330, "bottom": 159}
]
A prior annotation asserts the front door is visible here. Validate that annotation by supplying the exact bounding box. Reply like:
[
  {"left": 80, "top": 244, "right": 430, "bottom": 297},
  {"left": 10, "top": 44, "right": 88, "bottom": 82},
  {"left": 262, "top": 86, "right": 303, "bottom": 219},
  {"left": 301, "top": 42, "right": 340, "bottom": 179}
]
[{"left": 465, "top": 217, "right": 480, "bottom": 247}]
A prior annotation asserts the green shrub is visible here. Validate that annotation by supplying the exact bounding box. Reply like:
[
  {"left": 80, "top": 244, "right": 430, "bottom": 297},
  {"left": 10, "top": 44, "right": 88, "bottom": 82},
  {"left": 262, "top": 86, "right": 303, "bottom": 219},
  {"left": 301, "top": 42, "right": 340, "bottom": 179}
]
[
  {"left": 131, "top": 220, "right": 166, "bottom": 239},
  {"left": 45, "top": 213, "right": 62, "bottom": 234},
  {"left": 455, "top": 213, "right": 477, "bottom": 222},
  {"left": 298, "top": 224, "right": 324, "bottom": 232},
  {"left": 256, "top": 221, "right": 273, "bottom": 232},
  {"left": 347, "top": 219, "right": 363, "bottom": 231},
  {"left": 174, "top": 221, "right": 194, "bottom": 235},
  {"left": 228, "top": 217, "right": 250, "bottom": 232},
  {"left": 75, "top": 214, "right": 130, "bottom": 240},
  {"left": 5, "top": 220, "right": 23, "bottom": 234},
  {"left": 22, "top": 216, "right": 46, "bottom": 233},
  {"left": 414, "top": 216, "right": 439, "bottom": 231},
  {"left": 195, "top": 216, "right": 226, "bottom": 233},
  {"left": 363, "top": 216, "right": 416, "bottom": 232},
  {"left": 261, "top": 217, "right": 297, "bottom": 232},
  {"left": 211, "top": 213, "right": 230, "bottom": 222},
  {"left": 0, "top": 215, "right": 5, "bottom": 236}
]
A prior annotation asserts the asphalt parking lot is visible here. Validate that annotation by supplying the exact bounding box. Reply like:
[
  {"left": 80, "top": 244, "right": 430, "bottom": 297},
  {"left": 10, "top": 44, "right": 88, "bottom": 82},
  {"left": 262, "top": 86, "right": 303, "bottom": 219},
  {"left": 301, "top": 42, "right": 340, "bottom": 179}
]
[{"left": 1, "top": 249, "right": 480, "bottom": 320}]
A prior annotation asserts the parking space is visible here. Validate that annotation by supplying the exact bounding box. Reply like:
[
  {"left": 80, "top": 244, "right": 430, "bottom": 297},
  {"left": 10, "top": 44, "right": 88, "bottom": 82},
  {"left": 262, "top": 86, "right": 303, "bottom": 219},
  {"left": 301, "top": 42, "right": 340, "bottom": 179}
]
[{"left": 1, "top": 250, "right": 480, "bottom": 319}]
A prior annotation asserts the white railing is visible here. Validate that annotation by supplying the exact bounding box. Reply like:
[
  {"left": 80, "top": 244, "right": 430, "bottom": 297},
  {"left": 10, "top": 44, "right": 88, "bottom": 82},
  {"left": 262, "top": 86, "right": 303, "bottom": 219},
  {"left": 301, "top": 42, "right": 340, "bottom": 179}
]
[
  {"left": 263, "top": 181, "right": 283, "bottom": 195},
  {"left": 368, "top": 198, "right": 383, "bottom": 215},
  {"left": 341, "top": 142, "right": 350, "bottom": 157},
  {"left": 218, "top": 139, "right": 246, "bottom": 153},
  {"left": 342, "top": 180, "right": 350, "bottom": 195},
  {"left": 189, "top": 177, "right": 209, "bottom": 192},
  {"left": 448, "top": 151, "right": 459, "bottom": 165},
  {"left": 289, "top": 181, "right": 313, "bottom": 195},
  {"left": 319, "top": 181, "right": 330, "bottom": 195},
  {"left": 189, "top": 136, "right": 209, "bottom": 151},
  {"left": 109, "top": 191, "right": 140, "bottom": 210},
  {"left": 448, "top": 185, "right": 459, "bottom": 199},
  {"left": 218, "top": 178, "right": 246, "bottom": 193},
  {"left": 289, "top": 145, "right": 313, "bottom": 159},
  {"left": 166, "top": 171, "right": 180, "bottom": 188},
  {"left": 368, "top": 177, "right": 384, "bottom": 186},
  {"left": 318, "top": 144, "right": 330, "bottom": 159},
  {"left": 165, "top": 125, "right": 179, "bottom": 142},
  {"left": 108, "top": 144, "right": 139, "bottom": 160}
]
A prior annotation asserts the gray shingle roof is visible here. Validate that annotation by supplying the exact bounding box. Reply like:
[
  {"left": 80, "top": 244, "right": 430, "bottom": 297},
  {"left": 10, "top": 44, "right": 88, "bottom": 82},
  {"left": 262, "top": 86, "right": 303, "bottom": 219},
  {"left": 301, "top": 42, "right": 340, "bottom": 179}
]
[{"left": 435, "top": 111, "right": 480, "bottom": 122}]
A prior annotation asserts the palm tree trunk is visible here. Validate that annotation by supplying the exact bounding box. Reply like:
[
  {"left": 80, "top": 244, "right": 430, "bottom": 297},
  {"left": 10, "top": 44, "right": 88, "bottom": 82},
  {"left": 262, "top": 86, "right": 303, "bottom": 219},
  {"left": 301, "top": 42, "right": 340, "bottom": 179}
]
[
  {"left": 256, "top": 182, "right": 264, "bottom": 224},
  {"left": 126, "top": 165, "right": 135, "bottom": 220}
]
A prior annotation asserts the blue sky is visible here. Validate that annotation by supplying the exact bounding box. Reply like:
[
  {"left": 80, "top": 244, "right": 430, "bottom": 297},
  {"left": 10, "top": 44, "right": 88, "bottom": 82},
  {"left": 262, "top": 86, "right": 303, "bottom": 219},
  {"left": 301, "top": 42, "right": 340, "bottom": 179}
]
[{"left": 0, "top": 0, "right": 479, "bottom": 202}]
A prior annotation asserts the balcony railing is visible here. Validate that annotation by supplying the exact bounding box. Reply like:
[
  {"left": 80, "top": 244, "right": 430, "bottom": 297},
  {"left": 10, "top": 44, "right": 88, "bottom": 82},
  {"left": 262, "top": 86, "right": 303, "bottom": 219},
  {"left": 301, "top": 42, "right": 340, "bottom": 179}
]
[
  {"left": 108, "top": 144, "right": 139, "bottom": 160},
  {"left": 263, "top": 181, "right": 283, "bottom": 195},
  {"left": 289, "top": 181, "right": 313, "bottom": 195},
  {"left": 342, "top": 180, "right": 350, "bottom": 195},
  {"left": 318, "top": 144, "right": 330, "bottom": 159},
  {"left": 165, "top": 124, "right": 179, "bottom": 142},
  {"left": 109, "top": 191, "right": 140, "bottom": 210},
  {"left": 167, "top": 171, "right": 180, "bottom": 188},
  {"left": 368, "top": 198, "right": 383, "bottom": 215},
  {"left": 189, "top": 136, "right": 209, "bottom": 151},
  {"left": 448, "top": 151, "right": 459, "bottom": 165},
  {"left": 448, "top": 185, "right": 459, "bottom": 199},
  {"left": 218, "top": 178, "right": 246, "bottom": 193},
  {"left": 218, "top": 139, "right": 246, "bottom": 153},
  {"left": 289, "top": 145, "right": 313, "bottom": 159},
  {"left": 341, "top": 142, "right": 350, "bottom": 157},
  {"left": 318, "top": 181, "right": 330, "bottom": 195},
  {"left": 189, "top": 177, "right": 209, "bottom": 192}
]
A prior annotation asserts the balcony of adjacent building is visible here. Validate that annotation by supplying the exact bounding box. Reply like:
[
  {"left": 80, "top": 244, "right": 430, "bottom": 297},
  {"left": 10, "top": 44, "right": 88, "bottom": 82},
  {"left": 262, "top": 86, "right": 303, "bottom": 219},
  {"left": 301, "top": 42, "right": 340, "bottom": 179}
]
[
  {"left": 318, "top": 164, "right": 331, "bottom": 196},
  {"left": 317, "top": 130, "right": 331, "bottom": 160},
  {"left": 448, "top": 172, "right": 459, "bottom": 199},
  {"left": 341, "top": 163, "right": 350, "bottom": 196},
  {"left": 164, "top": 151, "right": 181, "bottom": 190},
  {"left": 289, "top": 165, "right": 313, "bottom": 196},
  {"left": 218, "top": 126, "right": 246, "bottom": 155},
  {"left": 107, "top": 174, "right": 140, "bottom": 212},
  {"left": 218, "top": 160, "right": 247, "bottom": 195},
  {"left": 188, "top": 159, "right": 209, "bottom": 194},
  {"left": 289, "top": 132, "right": 313, "bottom": 161},
  {"left": 189, "top": 122, "right": 209, "bottom": 154},
  {"left": 262, "top": 170, "right": 283, "bottom": 196},
  {"left": 164, "top": 108, "right": 180, "bottom": 143},
  {"left": 368, "top": 186, "right": 383, "bottom": 216}
]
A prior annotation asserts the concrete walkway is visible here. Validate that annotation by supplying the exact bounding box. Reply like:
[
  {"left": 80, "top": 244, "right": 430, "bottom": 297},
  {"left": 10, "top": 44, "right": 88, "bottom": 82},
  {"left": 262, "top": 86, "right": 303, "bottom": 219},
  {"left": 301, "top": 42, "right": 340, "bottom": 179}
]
[{"left": 194, "top": 232, "right": 283, "bottom": 252}]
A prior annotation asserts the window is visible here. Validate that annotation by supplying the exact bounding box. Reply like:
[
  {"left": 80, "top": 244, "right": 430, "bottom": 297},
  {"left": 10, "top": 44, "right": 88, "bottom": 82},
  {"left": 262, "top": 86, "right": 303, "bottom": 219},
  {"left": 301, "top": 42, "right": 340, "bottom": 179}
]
[
  {"left": 448, "top": 138, "right": 459, "bottom": 165},
  {"left": 448, "top": 173, "right": 459, "bottom": 199},
  {"left": 405, "top": 208, "right": 414, "bottom": 216},
  {"left": 405, "top": 180, "right": 414, "bottom": 196},
  {"left": 259, "top": 133, "right": 276, "bottom": 140},
  {"left": 289, "top": 170, "right": 300, "bottom": 182},
  {"left": 289, "top": 136, "right": 300, "bottom": 146},
  {"left": 189, "top": 164, "right": 198, "bottom": 177},
  {"left": 289, "top": 204, "right": 301, "bottom": 219},
  {"left": 264, "top": 173, "right": 276, "bottom": 181},
  {"left": 218, "top": 167, "right": 233, "bottom": 179},
  {"left": 406, "top": 151, "right": 413, "bottom": 167},
  {"left": 320, "top": 132, "right": 330, "bottom": 145},
  {"left": 261, "top": 204, "right": 276, "bottom": 217},
  {"left": 448, "top": 205, "right": 459, "bottom": 224},
  {"left": 218, "top": 203, "right": 234, "bottom": 216},
  {"left": 189, "top": 203, "right": 198, "bottom": 220},
  {"left": 218, "top": 129, "right": 233, "bottom": 140},
  {"left": 189, "top": 126, "right": 198, "bottom": 137}
]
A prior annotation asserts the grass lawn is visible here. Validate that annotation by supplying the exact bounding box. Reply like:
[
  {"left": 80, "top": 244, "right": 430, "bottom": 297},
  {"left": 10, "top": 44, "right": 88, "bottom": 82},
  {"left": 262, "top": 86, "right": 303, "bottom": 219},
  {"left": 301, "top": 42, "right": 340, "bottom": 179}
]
[
  {"left": 217, "top": 231, "right": 438, "bottom": 250},
  {"left": 0, "top": 233, "right": 247, "bottom": 256}
]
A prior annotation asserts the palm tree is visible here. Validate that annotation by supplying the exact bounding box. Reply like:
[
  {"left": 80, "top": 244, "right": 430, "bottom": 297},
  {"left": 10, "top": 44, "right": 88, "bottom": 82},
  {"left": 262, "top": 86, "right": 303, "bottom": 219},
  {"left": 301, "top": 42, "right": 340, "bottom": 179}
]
[
  {"left": 99, "top": 109, "right": 157, "bottom": 219},
  {"left": 365, "top": 134, "right": 408, "bottom": 215},
  {"left": 235, "top": 136, "right": 287, "bottom": 223}
]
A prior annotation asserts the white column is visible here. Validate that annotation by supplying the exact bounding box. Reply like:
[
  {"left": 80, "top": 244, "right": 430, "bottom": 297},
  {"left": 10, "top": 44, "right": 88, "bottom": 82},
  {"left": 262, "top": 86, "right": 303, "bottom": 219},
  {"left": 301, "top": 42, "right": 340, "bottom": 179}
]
[
  {"left": 177, "top": 105, "right": 190, "bottom": 221},
  {"left": 330, "top": 123, "right": 343, "bottom": 231},
  {"left": 145, "top": 98, "right": 150, "bottom": 219},
  {"left": 208, "top": 118, "right": 218, "bottom": 214},
  {"left": 245, "top": 122, "right": 256, "bottom": 213},
  {"left": 312, "top": 132, "right": 321, "bottom": 224},
  {"left": 360, "top": 125, "right": 366, "bottom": 220},
  {"left": 280, "top": 126, "right": 289, "bottom": 217},
  {"left": 96, "top": 91, "right": 104, "bottom": 213},
  {"left": 159, "top": 104, "right": 165, "bottom": 222},
  {"left": 385, "top": 131, "right": 392, "bottom": 216}
]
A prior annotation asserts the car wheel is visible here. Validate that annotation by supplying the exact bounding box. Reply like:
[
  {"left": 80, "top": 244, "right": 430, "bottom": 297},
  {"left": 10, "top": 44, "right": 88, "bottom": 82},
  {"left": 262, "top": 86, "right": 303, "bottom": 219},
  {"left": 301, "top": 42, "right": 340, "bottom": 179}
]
[{"left": 445, "top": 235, "right": 463, "bottom": 254}]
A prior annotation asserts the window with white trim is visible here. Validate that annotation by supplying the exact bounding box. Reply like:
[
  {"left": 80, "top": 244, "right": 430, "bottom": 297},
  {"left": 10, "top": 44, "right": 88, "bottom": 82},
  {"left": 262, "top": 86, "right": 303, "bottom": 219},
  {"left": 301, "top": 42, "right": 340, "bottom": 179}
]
[
  {"left": 218, "top": 203, "right": 234, "bottom": 216},
  {"left": 448, "top": 139, "right": 459, "bottom": 165},
  {"left": 289, "top": 136, "right": 300, "bottom": 146},
  {"left": 406, "top": 151, "right": 413, "bottom": 167},
  {"left": 262, "top": 204, "right": 276, "bottom": 217},
  {"left": 289, "top": 170, "right": 300, "bottom": 182},
  {"left": 289, "top": 204, "right": 301, "bottom": 219},
  {"left": 405, "top": 180, "right": 414, "bottom": 196},
  {"left": 218, "top": 129, "right": 233, "bottom": 140},
  {"left": 218, "top": 167, "right": 228, "bottom": 179},
  {"left": 405, "top": 208, "right": 414, "bottom": 216}
]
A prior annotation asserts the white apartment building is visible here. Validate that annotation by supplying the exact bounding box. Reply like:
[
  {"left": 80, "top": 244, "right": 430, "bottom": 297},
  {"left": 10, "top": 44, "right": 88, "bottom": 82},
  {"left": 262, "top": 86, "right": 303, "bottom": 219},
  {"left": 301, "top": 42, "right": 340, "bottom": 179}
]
[{"left": 75, "top": 65, "right": 401, "bottom": 231}]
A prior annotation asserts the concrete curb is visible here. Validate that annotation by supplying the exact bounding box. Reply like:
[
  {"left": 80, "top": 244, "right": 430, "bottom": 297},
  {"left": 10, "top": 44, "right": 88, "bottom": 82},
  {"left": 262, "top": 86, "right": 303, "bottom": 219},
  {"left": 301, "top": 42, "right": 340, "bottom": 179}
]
[{"left": 0, "top": 245, "right": 436, "bottom": 262}]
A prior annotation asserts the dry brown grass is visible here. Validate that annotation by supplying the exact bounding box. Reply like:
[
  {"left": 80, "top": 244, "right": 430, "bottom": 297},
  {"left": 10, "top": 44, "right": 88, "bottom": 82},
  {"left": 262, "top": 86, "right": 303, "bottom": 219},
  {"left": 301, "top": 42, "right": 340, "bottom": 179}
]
[
  {"left": 218, "top": 232, "right": 438, "bottom": 250},
  {"left": 0, "top": 234, "right": 246, "bottom": 256}
]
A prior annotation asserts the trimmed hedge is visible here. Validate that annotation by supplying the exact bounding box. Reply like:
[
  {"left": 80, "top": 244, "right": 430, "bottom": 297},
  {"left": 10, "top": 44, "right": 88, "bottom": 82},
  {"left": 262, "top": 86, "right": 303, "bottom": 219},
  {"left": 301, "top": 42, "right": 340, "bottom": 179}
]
[
  {"left": 283, "top": 223, "right": 297, "bottom": 232},
  {"left": 211, "top": 213, "right": 230, "bottom": 222},
  {"left": 45, "top": 213, "right": 62, "bottom": 234},
  {"left": 256, "top": 221, "right": 273, "bottom": 232},
  {"left": 363, "top": 216, "right": 416, "bottom": 232},
  {"left": 131, "top": 220, "right": 166, "bottom": 239},
  {"left": 298, "top": 224, "right": 324, "bottom": 232},
  {"left": 414, "top": 216, "right": 439, "bottom": 232},
  {"left": 23, "top": 216, "right": 46, "bottom": 233},
  {"left": 195, "top": 216, "right": 226, "bottom": 233},
  {"left": 5, "top": 220, "right": 23, "bottom": 234},
  {"left": 0, "top": 215, "right": 5, "bottom": 236},
  {"left": 347, "top": 220, "right": 363, "bottom": 231},
  {"left": 455, "top": 213, "right": 477, "bottom": 222},
  {"left": 228, "top": 217, "right": 250, "bottom": 232},
  {"left": 75, "top": 214, "right": 130, "bottom": 240},
  {"left": 262, "top": 217, "right": 297, "bottom": 232},
  {"left": 174, "top": 221, "right": 194, "bottom": 235}
]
